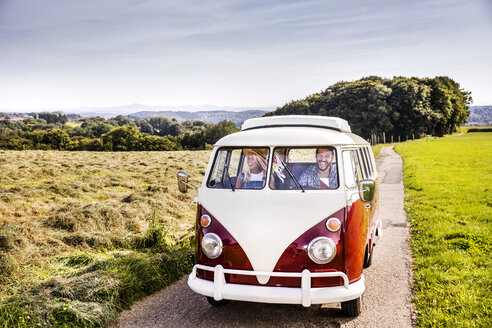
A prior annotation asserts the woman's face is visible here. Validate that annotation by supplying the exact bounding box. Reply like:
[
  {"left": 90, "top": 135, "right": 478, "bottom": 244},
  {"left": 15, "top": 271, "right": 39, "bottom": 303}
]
[{"left": 246, "top": 155, "right": 261, "bottom": 172}]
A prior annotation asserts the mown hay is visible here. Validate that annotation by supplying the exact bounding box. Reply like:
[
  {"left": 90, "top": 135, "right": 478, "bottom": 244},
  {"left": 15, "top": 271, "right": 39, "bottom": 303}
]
[{"left": 0, "top": 150, "right": 210, "bottom": 327}]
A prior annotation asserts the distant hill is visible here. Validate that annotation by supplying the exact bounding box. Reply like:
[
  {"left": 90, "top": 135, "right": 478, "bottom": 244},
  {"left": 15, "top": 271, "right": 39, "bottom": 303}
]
[
  {"left": 467, "top": 106, "right": 492, "bottom": 126},
  {"left": 127, "top": 110, "right": 268, "bottom": 125},
  {"left": 1, "top": 104, "right": 274, "bottom": 120}
]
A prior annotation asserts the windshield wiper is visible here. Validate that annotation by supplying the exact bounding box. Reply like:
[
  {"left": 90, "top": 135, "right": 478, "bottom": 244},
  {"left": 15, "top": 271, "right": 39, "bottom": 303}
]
[
  {"left": 277, "top": 156, "right": 305, "bottom": 192},
  {"left": 224, "top": 163, "right": 235, "bottom": 191}
]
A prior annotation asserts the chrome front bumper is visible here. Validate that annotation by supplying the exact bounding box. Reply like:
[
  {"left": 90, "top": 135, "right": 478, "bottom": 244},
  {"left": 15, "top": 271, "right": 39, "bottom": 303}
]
[{"left": 188, "top": 264, "right": 365, "bottom": 307}]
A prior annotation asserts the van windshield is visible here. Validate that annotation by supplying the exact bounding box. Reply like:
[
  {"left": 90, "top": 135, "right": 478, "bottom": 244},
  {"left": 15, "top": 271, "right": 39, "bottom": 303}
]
[
  {"left": 270, "top": 147, "right": 339, "bottom": 190},
  {"left": 207, "top": 147, "right": 270, "bottom": 190}
]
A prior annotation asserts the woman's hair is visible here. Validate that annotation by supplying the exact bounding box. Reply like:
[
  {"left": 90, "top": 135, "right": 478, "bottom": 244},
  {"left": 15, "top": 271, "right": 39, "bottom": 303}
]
[{"left": 243, "top": 151, "right": 267, "bottom": 183}]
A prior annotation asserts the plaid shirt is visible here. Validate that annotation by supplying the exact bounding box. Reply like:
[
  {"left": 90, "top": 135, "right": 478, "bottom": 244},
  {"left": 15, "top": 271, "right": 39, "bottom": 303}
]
[{"left": 298, "top": 163, "right": 338, "bottom": 189}]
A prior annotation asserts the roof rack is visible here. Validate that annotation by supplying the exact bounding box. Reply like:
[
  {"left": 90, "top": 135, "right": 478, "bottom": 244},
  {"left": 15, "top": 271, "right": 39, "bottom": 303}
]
[{"left": 241, "top": 115, "right": 351, "bottom": 133}]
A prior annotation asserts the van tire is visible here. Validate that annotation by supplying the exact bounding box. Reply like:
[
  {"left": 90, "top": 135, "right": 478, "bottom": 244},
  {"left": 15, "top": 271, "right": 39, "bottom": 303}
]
[
  {"left": 206, "top": 297, "right": 230, "bottom": 306},
  {"left": 363, "top": 243, "right": 373, "bottom": 268},
  {"left": 341, "top": 295, "right": 362, "bottom": 317}
]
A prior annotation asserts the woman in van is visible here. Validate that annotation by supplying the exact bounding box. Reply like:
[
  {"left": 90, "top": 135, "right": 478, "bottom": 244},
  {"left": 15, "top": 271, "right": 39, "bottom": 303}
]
[{"left": 235, "top": 148, "right": 268, "bottom": 189}]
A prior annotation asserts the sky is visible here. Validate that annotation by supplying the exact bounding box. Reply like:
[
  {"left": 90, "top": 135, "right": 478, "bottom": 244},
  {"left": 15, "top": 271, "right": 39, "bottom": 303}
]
[{"left": 0, "top": 0, "right": 491, "bottom": 111}]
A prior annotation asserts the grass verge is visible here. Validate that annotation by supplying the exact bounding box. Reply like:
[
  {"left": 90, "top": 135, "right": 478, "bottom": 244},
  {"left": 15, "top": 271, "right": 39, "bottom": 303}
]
[{"left": 395, "top": 132, "right": 491, "bottom": 327}]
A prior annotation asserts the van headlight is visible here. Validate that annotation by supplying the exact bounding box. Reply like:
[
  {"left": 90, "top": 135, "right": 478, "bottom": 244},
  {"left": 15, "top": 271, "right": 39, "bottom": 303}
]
[
  {"left": 201, "top": 233, "right": 223, "bottom": 259},
  {"left": 307, "top": 237, "right": 336, "bottom": 264}
]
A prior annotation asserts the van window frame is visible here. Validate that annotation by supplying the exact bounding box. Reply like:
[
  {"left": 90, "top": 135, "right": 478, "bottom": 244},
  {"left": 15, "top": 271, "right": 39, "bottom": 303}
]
[
  {"left": 269, "top": 145, "right": 340, "bottom": 191},
  {"left": 206, "top": 146, "right": 271, "bottom": 190}
]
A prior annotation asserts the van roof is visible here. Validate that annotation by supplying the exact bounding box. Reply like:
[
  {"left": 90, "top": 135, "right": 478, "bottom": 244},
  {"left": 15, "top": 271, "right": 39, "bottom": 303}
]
[
  {"left": 241, "top": 115, "right": 351, "bottom": 133},
  {"left": 216, "top": 126, "right": 368, "bottom": 147}
]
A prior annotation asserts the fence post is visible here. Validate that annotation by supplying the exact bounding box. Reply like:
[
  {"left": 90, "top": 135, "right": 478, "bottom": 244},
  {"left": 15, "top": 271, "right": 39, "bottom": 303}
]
[
  {"left": 391, "top": 135, "right": 394, "bottom": 143},
  {"left": 383, "top": 132, "right": 386, "bottom": 144}
]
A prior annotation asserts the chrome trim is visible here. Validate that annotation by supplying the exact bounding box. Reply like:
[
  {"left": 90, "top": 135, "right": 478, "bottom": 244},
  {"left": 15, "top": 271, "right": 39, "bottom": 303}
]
[
  {"left": 307, "top": 237, "right": 337, "bottom": 264},
  {"left": 190, "top": 264, "right": 353, "bottom": 307},
  {"left": 192, "top": 264, "right": 349, "bottom": 287}
]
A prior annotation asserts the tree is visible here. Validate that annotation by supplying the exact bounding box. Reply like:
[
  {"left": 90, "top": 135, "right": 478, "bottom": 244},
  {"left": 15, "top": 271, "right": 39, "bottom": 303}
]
[
  {"left": 203, "top": 120, "right": 239, "bottom": 145},
  {"left": 180, "top": 131, "right": 206, "bottom": 149},
  {"left": 37, "top": 112, "right": 68, "bottom": 124},
  {"left": 421, "top": 77, "right": 472, "bottom": 136},
  {"left": 138, "top": 119, "right": 154, "bottom": 134},
  {"left": 113, "top": 115, "right": 137, "bottom": 127},
  {"left": 266, "top": 76, "right": 471, "bottom": 139},
  {"left": 91, "top": 123, "right": 114, "bottom": 138},
  {"left": 384, "top": 78, "right": 434, "bottom": 138},
  {"left": 30, "top": 130, "right": 48, "bottom": 146},
  {"left": 102, "top": 126, "right": 142, "bottom": 151},
  {"left": 149, "top": 117, "right": 172, "bottom": 136},
  {"left": 139, "top": 135, "right": 180, "bottom": 151},
  {"left": 43, "top": 129, "right": 71, "bottom": 150},
  {"left": 321, "top": 80, "right": 394, "bottom": 138}
]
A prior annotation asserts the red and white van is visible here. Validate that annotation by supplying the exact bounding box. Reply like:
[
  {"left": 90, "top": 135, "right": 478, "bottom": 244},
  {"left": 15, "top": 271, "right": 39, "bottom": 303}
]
[{"left": 178, "top": 115, "right": 382, "bottom": 316}]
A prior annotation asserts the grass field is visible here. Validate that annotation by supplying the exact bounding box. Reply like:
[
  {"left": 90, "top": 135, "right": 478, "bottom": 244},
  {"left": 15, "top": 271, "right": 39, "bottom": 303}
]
[
  {"left": 0, "top": 150, "right": 210, "bottom": 327},
  {"left": 395, "top": 133, "right": 492, "bottom": 327}
]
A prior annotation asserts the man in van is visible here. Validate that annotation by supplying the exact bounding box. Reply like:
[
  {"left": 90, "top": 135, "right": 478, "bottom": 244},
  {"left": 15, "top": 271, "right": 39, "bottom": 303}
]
[{"left": 298, "top": 147, "right": 338, "bottom": 189}]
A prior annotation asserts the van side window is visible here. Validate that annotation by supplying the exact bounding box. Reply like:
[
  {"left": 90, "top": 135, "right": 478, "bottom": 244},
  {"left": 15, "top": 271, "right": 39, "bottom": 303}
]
[
  {"left": 342, "top": 150, "right": 357, "bottom": 189},
  {"left": 363, "top": 147, "right": 373, "bottom": 176},
  {"left": 209, "top": 149, "right": 227, "bottom": 184},
  {"left": 207, "top": 148, "right": 269, "bottom": 189},
  {"left": 343, "top": 149, "right": 363, "bottom": 188},
  {"left": 353, "top": 150, "right": 363, "bottom": 181},
  {"left": 270, "top": 147, "right": 339, "bottom": 190},
  {"left": 357, "top": 148, "right": 369, "bottom": 179}
]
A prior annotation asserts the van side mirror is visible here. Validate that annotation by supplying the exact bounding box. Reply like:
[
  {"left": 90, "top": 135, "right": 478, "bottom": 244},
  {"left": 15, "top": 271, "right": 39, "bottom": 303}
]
[
  {"left": 177, "top": 171, "right": 189, "bottom": 193},
  {"left": 358, "top": 179, "right": 375, "bottom": 203}
]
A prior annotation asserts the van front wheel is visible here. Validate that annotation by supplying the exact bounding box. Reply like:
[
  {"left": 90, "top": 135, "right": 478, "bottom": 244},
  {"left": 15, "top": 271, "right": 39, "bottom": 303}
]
[
  {"left": 341, "top": 295, "right": 362, "bottom": 317},
  {"left": 206, "top": 297, "right": 230, "bottom": 306}
]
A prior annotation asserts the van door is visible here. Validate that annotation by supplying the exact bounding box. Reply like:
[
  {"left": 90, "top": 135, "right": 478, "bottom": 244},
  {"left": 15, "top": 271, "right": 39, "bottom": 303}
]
[{"left": 341, "top": 148, "right": 367, "bottom": 282}]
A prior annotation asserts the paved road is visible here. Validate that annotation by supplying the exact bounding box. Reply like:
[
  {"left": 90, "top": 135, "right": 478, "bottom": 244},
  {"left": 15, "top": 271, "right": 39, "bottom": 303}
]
[{"left": 114, "top": 146, "right": 414, "bottom": 328}]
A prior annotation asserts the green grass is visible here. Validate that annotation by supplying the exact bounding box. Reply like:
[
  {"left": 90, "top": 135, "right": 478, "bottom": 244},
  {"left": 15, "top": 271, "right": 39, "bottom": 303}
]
[
  {"left": 395, "top": 133, "right": 492, "bottom": 327},
  {"left": 371, "top": 144, "right": 385, "bottom": 161},
  {"left": 0, "top": 150, "right": 210, "bottom": 327}
]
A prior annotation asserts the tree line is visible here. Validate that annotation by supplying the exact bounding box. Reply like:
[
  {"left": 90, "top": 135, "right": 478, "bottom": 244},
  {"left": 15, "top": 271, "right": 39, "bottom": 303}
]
[
  {"left": 266, "top": 76, "right": 472, "bottom": 139},
  {"left": 1, "top": 76, "right": 472, "bottom": 151},
  {"left": 0, "top": 114, "right": 239, "bottom": 151}
]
